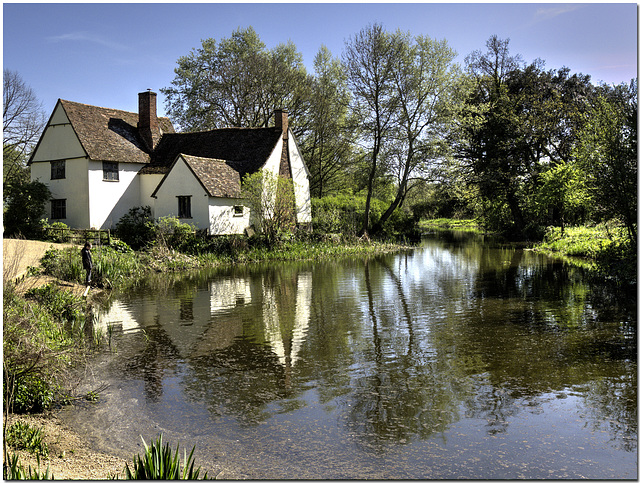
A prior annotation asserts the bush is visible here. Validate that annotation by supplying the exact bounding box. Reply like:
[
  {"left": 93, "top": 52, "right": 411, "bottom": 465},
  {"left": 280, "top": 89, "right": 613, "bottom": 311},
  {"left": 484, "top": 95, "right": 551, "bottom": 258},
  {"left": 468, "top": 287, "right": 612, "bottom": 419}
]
[
  {"left": 11, "top": 374, "right": 56, "bottom": 414},
  {"left": 115, "top": 206, "right": 157, "bottom": 250},
  {"left": 42, "top": 221, "right": 71, "bottom": 243},
  {"left": 156, "top": 216, "right": 197, "bottom": 251}
]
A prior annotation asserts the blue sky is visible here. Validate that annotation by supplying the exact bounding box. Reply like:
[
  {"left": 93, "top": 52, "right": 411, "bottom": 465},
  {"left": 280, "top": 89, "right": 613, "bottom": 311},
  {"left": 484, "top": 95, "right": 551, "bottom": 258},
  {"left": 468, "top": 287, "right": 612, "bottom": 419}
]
[{"left": 3, "top": 2, "right": 638, "bottom": 119}]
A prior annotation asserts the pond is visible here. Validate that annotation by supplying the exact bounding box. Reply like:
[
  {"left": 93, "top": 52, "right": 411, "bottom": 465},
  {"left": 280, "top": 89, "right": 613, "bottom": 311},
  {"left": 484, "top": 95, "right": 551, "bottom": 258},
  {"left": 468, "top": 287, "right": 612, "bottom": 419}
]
[{"left": 62, "top": 231, "right": 637, "bottom": 479}]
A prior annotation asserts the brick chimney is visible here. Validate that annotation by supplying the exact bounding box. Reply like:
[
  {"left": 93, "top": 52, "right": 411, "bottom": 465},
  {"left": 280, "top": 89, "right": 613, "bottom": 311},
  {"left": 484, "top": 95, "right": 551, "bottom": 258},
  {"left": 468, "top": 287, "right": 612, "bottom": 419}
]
[
  {"left": 138, "top": 90, "right": 161, "bottom": 150},
  {"left": 274, "top": 109, "right": 288, "bottom": 139}
]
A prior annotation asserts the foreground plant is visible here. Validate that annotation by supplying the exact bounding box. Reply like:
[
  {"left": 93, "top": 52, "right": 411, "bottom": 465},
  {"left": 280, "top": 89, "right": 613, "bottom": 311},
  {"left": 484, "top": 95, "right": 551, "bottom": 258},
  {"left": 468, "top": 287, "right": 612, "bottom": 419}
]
[
  {"left": 123, "top": 435, "right": 207, "bottom": 480},
  {"left": 3, "top": 453, "right": 53, "bottom": 480}
]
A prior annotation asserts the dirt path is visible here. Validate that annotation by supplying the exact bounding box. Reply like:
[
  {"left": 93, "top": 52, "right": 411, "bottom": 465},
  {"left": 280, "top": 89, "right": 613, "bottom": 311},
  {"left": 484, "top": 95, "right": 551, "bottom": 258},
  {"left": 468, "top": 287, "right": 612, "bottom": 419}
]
[{"left": 3, "top": 238, "right": 73, "bottom": 280}]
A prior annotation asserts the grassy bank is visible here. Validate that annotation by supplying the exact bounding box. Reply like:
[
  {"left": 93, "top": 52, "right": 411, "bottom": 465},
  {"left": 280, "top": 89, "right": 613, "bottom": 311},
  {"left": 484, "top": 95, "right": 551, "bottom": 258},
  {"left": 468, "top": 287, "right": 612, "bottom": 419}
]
[
  {"left": 37, "top": 237, "right": 407, "bottom": 293},
  {"left": 418, "top": 218, "right": 484, "bottom": 234}
]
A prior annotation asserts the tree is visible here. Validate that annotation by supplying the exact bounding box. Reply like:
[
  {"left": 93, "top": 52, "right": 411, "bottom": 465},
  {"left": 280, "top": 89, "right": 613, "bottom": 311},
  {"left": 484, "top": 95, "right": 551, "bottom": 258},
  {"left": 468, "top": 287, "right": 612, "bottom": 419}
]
[
  {"left": 370, "top": 34, "right": 460, "bottom": 234},
  {"left": 343, "top": 24, "right": 404, "bottom": 236},
  {"left": 241, "top": 170, "right": 297, "bottom": 244},
  {"left": 575, "top": 79, "right": 637, "bottom": 244},
  {"left": 162, "top": 27, "right": 312, "bottom": 133},
  {"left": 455, "top": 36, "right": 596, "bottom": 237},
  {"left": 3, "top": 69, "right": 47, "bottom": 193},
  {"left": 3, "top": 180, "right": 50, "bottom": 237},
  {"left": 301, "top": 46, "right": 355, "bottom": 198}
]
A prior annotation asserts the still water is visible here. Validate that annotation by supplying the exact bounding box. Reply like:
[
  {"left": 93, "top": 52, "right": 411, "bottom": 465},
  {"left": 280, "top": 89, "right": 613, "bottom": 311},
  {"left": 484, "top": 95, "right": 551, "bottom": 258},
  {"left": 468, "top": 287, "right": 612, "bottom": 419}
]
[{"left": 64, "top": 232, "right": 637, "bottom": 479}]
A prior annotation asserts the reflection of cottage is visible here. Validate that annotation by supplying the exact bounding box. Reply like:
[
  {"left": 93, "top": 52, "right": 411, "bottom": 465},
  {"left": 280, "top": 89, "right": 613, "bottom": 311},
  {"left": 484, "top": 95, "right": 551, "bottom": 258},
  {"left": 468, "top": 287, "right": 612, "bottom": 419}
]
[
  {"left": 28, "top": 91, "right": 312, "bottom": 235},
  {"left": 263, "top": 271, "right": 312, "bottom": 367}
]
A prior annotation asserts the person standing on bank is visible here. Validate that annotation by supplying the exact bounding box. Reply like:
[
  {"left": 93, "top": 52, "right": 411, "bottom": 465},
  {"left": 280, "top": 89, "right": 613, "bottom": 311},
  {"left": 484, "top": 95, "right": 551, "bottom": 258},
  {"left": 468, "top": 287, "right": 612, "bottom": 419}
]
[{"left": 81, "top": 242, "right": 93, "bottom": 285}]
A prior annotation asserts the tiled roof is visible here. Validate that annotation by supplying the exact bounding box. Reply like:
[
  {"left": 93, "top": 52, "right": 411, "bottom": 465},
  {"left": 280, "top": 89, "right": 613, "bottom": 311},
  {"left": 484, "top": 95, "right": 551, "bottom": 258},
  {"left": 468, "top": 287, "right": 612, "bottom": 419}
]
[
  {"left": 59, "top": 99, "right": 175, "bottom": 163},
  {"left": 146, "top": 128, "right": 282, "bottom": 177},
  {"left": 181, "top": 155, "right": 242, "bottom": 198}
]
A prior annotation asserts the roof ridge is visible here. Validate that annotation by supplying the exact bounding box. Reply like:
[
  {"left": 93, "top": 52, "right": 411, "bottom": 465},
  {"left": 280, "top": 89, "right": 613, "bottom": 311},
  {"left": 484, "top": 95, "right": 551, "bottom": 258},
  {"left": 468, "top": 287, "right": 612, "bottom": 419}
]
[{"left": 59, "top": 98, "right": 172, "bottom": 120}]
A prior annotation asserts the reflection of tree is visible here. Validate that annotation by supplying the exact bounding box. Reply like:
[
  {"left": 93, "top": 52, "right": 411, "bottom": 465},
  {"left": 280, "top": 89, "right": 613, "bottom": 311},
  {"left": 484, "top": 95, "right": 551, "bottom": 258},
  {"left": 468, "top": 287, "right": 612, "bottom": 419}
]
[
  {"left": 342, "top": 258, "right": 466, "bottom": 450},
  {"left": 579, "top": 372, "right": 637, "bottom": 452}
]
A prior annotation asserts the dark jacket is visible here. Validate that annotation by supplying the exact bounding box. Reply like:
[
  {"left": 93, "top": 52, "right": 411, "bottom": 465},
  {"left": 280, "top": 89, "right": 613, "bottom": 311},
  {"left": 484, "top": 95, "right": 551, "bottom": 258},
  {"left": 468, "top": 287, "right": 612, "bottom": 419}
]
[{"left": 81, "top": 247, "right": 92, "bottom": 270}]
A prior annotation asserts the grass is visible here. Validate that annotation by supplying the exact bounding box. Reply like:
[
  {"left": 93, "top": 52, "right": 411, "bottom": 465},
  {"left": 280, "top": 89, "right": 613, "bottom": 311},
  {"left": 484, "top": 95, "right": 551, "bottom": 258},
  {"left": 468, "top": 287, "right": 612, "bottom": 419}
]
[
  {"left": 534, "top": 224, "right": 615, "bottom": 258},
  {"left": 418, "top": 218, "right": 484, "bottom": 234}
]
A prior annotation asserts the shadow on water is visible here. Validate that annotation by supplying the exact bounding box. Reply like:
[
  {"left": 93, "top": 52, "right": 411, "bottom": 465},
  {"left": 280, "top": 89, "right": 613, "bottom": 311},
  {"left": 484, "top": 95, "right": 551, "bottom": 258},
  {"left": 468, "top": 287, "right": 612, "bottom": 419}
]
[{"left": 71, "top": 230, "right": 636, "bottom": 478}]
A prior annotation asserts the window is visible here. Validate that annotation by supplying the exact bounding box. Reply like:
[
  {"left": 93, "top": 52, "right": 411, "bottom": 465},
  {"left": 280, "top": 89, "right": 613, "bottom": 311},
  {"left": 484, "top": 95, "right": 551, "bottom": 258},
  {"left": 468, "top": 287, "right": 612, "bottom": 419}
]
[
  {"left": 178, "top": 196, "right": 192, "bottom": 218},
  {"left": 103, "top": 161, "right": 119, "bottom": 181},
  {"left": 51, "top": 160, "right": 65, "bottom": 179},
  {"left": 51, "top": 199, "right": 66, "bottom": 219},
  {"left": 233, "top": 205, "right": 244, "bottom": 217}
]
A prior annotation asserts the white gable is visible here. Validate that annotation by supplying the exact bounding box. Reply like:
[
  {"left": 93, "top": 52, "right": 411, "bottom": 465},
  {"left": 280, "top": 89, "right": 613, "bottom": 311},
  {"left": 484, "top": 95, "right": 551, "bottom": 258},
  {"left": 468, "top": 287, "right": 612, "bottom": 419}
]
[{"left": 30, "top": 102, "right": 87, "bottom": 163}]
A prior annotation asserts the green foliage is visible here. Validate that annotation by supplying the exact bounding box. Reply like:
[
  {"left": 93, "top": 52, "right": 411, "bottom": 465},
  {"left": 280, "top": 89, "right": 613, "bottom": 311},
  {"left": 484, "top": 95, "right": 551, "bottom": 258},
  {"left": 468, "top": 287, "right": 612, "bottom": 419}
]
[
  {"left": 536, "top": 161, "right": 590, "bottom": 227},
  {"left": 242, "top": 170, "right": 297, "bottom": 244},
  {"left": 574, "top": 81, "right": 637, "bottom": 244},
  {"left": 115, "top": 206, "right": 157, "bottom": 250},
  {"left": 40, "top": 220, "right": 71, "bottom": 243},
  {"left": 3, "top": 180, "right": 51, "bottom": 238},
  {"left": 162, "top": 26, "right": 311, "bottom": 132},
  {"left": 3, "top": 283, "right": 88, "bottom": 416},
  {"left": 25, "top": 284, "right": 85, "bottom": 326},
  {"left": 3, "top": 453, "right": 53, "bottom": 480},
  {"left": 156, "top": 216, "right": 198, "bottom": 252},
  {"left": 6, "top": 421, "right": 49, "bottom": 457},
  {"left": 123, "top": 434, "right": 207, "bottom": 480},
  {"left": 11, "top": 374, "right": 56, "bottom": 414}
]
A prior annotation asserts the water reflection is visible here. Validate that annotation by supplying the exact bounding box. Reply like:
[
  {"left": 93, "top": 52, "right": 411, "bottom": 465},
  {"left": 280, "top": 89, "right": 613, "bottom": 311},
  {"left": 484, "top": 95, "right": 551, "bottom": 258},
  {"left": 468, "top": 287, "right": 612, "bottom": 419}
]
[{"left": 89, "top": 232, "right": 636, "bottom": 478}]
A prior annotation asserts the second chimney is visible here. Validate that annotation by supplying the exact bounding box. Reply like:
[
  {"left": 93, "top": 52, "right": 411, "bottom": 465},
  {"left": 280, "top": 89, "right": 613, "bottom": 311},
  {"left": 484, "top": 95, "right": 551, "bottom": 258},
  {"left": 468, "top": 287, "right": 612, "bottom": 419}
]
[
  {"left": 274, "top": 109, "right": 288, "bottom": 139},
  {"left": 138, "top": 90, "right": 160, "bottom": 150}
]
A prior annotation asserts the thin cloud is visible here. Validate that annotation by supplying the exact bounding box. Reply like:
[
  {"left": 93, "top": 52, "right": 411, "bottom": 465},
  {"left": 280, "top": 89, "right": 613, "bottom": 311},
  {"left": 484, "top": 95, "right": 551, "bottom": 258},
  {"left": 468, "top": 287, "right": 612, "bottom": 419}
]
[
  {"left": 46, "top": 31, "right": 128, "bottom": 51},
  {"left": 534, "top": 5, "right": 580, "bottom": 21}
]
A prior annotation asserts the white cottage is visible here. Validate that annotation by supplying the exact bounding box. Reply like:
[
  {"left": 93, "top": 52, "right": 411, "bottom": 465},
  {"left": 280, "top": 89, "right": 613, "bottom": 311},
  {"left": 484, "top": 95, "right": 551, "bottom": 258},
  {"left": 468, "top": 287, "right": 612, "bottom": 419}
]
[{"left": 28, "top": 91, "right": 312, "bottom": 235}]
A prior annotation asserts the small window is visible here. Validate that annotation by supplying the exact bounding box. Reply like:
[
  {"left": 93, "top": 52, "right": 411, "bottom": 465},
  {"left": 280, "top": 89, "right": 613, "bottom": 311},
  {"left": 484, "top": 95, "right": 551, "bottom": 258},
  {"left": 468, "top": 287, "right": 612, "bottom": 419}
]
[
  {"left": 51, "top": 199, "right": 66, "bottom": 219},
  {"left": 178, "top": 196, "right": 192, "bottom": 218},
  {"left": 233, "top": 205, "right": 244, "bottom": 217},
  {"left": 51, "top": 160, "right": 65, "bottom": 179},
  {"left": 103, "top": 161, "right": 119, "bottom": 181}
]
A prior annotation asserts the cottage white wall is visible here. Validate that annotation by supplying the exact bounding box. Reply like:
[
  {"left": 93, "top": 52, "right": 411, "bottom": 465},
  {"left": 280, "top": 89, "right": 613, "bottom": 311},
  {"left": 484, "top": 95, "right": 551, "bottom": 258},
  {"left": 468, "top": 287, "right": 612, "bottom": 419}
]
[
  {"left": 139, "top": 173, "right": 164, "bottom": 216},
  {"left": 87, "top": 160, "right": 145, "bottom": 229},
  {"left": 153, "top": 158, "right": 210, "bottom": 230},
  {"left": 288, "top": 132, "right": 312, "bottom": 224},
  {"left": 31, "top": 157, "right": 91, "bottom": 228},
  {"left": 208, "top": 198, "right": 250, "bottom": 235}
]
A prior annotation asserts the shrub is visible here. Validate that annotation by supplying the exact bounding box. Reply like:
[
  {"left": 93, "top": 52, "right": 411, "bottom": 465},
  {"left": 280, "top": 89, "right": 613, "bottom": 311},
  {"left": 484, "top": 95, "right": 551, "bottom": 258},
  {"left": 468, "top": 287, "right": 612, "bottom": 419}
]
[
  {"left": 115, "top": 206, "right": 157, "bottom": 250},
  {"left": 12, "top": 374, "right": 56, "bottom": 414},
  {"left": 124, "top": 434, "right": 207, "bottom": 480},
  {"left": 43, "top": 221, "right": 71, "bottom": 243},
  {"left": 156, "top": 216, "right": 197, "bottom": 251}
]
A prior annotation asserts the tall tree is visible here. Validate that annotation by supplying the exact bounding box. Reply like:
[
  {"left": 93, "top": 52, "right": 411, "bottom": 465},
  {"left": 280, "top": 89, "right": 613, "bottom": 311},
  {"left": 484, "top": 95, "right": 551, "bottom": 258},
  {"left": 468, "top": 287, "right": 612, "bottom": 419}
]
[
  {"left": 162, "top": 27, "right": 312, "bottom": 133},
  {"left": 3, "top": 69, "right": 47, "bottom": 192},
  {"left": 575, "top": 79, "right": 637, "bottom": 244},
  {"left": 343, "top": 24, "right": 403, "bottom": 236},
  {"left": 302, "top": 46, "right": 354, "bottom": 198},
  {"left": 371, "top": 34, "right": 460, "bottom": 234}
]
